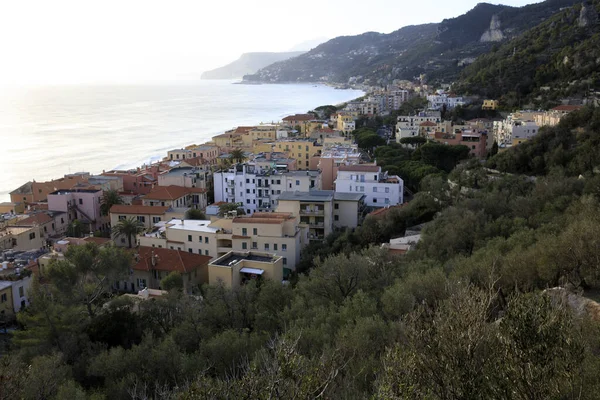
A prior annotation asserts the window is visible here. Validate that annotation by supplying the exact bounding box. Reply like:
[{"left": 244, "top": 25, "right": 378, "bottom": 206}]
[
  {"left": 374, "top": 175, "right": 378, "bottom": 180},
  {"left": 78, "top": 198, "right": 83, "bottom": 205},
  {"left": 198, "top": 249, "right": 202, "bottom": 254},
  {"left": 246, "top": 199, "right": 250, "bottom": 204},
  {"left": 152, "top": 216, "right": 161, "bottom": 223},
  {"left": 187, "top": 235, "right": 192, "bottom": 242},
  {"left": 121, "top": 238, "right": 126, "bottom": 244},
  {"left": 19, "top": 286, "right": 24, "bottom": 297},
  {"left": 385, "top": 198, "right": 390, "bottom": 204},
  {"left": 334, "top": 203, "right": 339, "bottom": 209},
  {"left": 252, "top": 242, "right": 257, "bottom": 249},
  {"left": 0, "top": 294, "right": 6, "bottom": 302},
  {"left": 137, "top": 278, "right": 147, "bottom": 288},
  {"left": 360, "top": 186, "right": 365, "bottom": 192},
  {"left": 61, "top": 218, "right": 64, "bottom": 224},
  {"left": 276, "top": 180, "right": 281, "bottom": 184},
  {"left": 385, "top": 187, "right": 390, "bottom": 193},
  {"left": 188, "top": 248, "right": 193, "bottom": 253},
  {"left": 264, "top": 243, "right": 269, "bottom": 251},
  {"left": 373, "top": 198, "right": 378, "bottom": 203},
  {"left": 253, "top": 228, "right": 257, "bottom": 235},
  {"left": 29, "top": 232, "right": 35, "bottom": 240},
  {"left": 373, "top": 187, "right": 378, "bottom": 192},
  {"left": 246, "top": 178, "right": 250, "bottom": 183},
  {"left": 242, "top": 228, "right": 247, "bottom": 236},
  {"left": 283, "top": 257, "right": 287, "bottom": 265},
  {"left": 137, "top": 216, "right": 145, "bottom": 223},
  {"left": 242, "top": 242, "right": 247, "bottom": 250},
  {"left": 282, "top": 244, "right": 287, "bottom": 251},
  {"left": 273, "top": 244, "right": 278, "bottom": 251},
  {"left": 205, "top": 250, "right": 209, "bottom": 255},
  {"left": 205, "top": 237, "right": 209, "bottom": 244},
  {"left": 246, "top": 189, "right": 250, "bottom": 194}
]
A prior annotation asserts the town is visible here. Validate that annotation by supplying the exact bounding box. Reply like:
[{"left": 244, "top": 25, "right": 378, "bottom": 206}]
[{"left": 0, "top": 80, "right": 585, "bottom": 320}]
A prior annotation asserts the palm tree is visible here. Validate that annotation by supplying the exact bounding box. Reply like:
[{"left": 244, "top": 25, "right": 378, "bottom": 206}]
[
  {"left": 112, "top": 217, "right": 144, "bottom": 248},
  {"left": 229, "top": 148, "right": 246, "bottom": 164},
  {"left": 100, "top": 189, "right": 124, "bottom": 216}
]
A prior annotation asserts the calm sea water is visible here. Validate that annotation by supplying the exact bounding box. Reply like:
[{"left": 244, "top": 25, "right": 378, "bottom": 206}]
[{"left": 0, "top": 81, "right": 363, "bottom": 202}]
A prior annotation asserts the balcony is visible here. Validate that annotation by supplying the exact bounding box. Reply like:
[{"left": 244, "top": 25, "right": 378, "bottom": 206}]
[{"left": 299, "top": 207, "right": 324, "bottom": 216}]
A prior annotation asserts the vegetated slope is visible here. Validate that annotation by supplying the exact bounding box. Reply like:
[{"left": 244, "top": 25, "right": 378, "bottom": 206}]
[
  {"left": 201, "top": 52, "right": 305, "bottom": 80},
  {"left": 243, "top": 0, "right": 579, "bottom": 85},
  {"left": 455, "top": 0, "right": 600, "bottom": 108}
]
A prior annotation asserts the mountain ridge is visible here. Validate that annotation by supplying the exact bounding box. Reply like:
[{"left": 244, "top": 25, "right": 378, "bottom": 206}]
[{"left": 201, "top": 51, "right": 305, "bottom": 80}]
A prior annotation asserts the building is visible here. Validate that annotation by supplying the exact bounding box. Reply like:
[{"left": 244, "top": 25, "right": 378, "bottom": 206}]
[
  {"left": 166, "top": 145, "right": 220, "bottom": 164},
  {"left": 101, "top": 165, "right": 167, "bottom": 195},
  {"left": 387, "top": 89, "right": 410, "bottom": 111},
  {"left": 534, "top": 105, "right": 584, "bottom": 127},
  {"left": 120, "top": 246, "right": 212, "bottom": 294},
  {"left": 493, "top": 113, "right": 540, "bottom": 147},
  {"left": 142, "top": 185, "right": 208, "bottom": 211},
  {"left": 396, "top": 111, "right": 442, "bottom": 141},
  {"left": 276, "top": 191, "right": 335, "bottom": 242},
  {"left": 482, "top": 100, "right": 499, "bottom": 110},
  {"left": 0, "top": 225, "right": 44, "bottom": 252},
  {"left": 334, "top": 165, "right": 404, "bottom": 207},
  {"left": 208, "top": 251, "right": 283, "bottom": 288},
  {"left": 10, "top": 173, "right": 90, "bottom": 205},
  {"left": 333, "top": 193, "right": 367, "bottom": 229},
  {"left": 213, "top": 164, "right": 320, "bottom": 214},
  {"left": 12, "top": 212, "right": 68, "bottom": 240},
  {"left": 109, "top": 205, "right": 171, "bottom": 239},
  {"left": 0, "top": 263, "right": 32, "bottom": 313},
  {"left": 47, "top": 188, "right": 106, "bottom": 231},
  {"left": 427, "top": 91, "right": 466, "bottom": 110},
  {"left": 157, "top": 167, "right": 209, "bottom": 190},
  {"left": 429, "top": 130, "right": 488, "bottom": 159},
  {"left": 282, "top": 114, "right": 314, "bottom": 134},
  {"left": 0, "top": 281, "right": 14, "bottom": 319},
  {"left": 314, "top": 145, "right": 362, "bottom": 190},
  {"left": 273, "top": 139, "right": 321, "bottom": 170},
  {"left": 336, "top": 112, "right": 356, "bottom": 134}
]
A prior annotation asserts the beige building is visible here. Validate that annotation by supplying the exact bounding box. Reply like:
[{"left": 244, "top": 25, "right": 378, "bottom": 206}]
[
  {"left": 142, "top": 185, "right": 208, "bottom": 210},
  {"left": 208, "top": 251, "right": 283, "bottom": 288},
  {"left": 157, "top": 167, "right": 209, "bottom": 190},
  {"left": 276, "top": 191, "right": 335, "bottom": 242},
  {"left": 110, "top": 204, "right": 170, "bottom": 229},
  {"left": 0, "top": 225, "right": 44, "bottom": 252},
  {"left": 333, "top": 193, "right": 367, "bottom": 229}
]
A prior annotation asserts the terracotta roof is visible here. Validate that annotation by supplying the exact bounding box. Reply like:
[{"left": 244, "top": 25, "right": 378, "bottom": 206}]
[
  {"left": 369, "top": 203, "right": 408, "bottom": 218},
  {"left": 213, "top": 131, "right": 242, "bottom": 139},
  {"left": 16, "top": 213, "right": 53, "bottom": 226},
  {"left": 338, "top": 165, "right": 380, "bottom": 173},
  {"left": 110, "top": 204, "right": 170, "bottom": 215},
  {"left": 144, "top": 185, "right": 207, "bottom": 201},
  {"left": 551, "top": 105, "right": 583, "bottom": 112},
  {"left": 388, "top": 248, "right": 408, "bottom": 255},
  {"left": 182, "top": 156, "right": 210, "bottom": 167},
  {"left": 234, "top": 126, "right": 254, "bottom": 134},
  {"left": 282, "top": 114, "right": 314, "bottom": 122},
  {"left": 131, "top": 246, "right": 212, "bottom": 273},
  {"left": 420, "top": 121, "right": 436, "bottom": 126},
  {"left": 251, "top": 212, "right": 294, "bottom": 219}
]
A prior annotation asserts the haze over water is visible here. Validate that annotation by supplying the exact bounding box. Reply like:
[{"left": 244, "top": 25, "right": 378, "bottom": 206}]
[{"left": 0, "top": 81, "right": 363, "bottom": 202}]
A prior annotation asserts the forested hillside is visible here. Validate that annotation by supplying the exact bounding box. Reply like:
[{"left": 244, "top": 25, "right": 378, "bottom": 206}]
[
  {"left": 3, "top": 108, "right": 600, "bottom": 399},
  {"left": 455, "top": 0, "right": 600, "bottom": 108}
]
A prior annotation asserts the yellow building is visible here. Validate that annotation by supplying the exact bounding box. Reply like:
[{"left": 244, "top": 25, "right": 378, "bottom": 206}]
[
  {"left": 212, "top": 132, "right": 245, "bottom": 149},
  {"left": 482, "top": 100, "right": 499, "bottom": 110},
  {"left": 276, "top": 190, "right": 334, "bottom": 242},
  {"left": 208, "top": 251, "right": 283, "bottom": 288},
  {"left": 0, "top": 281, "right": 14, "bottom": 318},
  {"left": 336, "top": 113, "right": 356, "bottom": 134},
  {"left": 274, "top": 140, "right": 321, "bottom": 170},
  {"left": 251, "top": 140, "right": 275, "bottom": 154}
]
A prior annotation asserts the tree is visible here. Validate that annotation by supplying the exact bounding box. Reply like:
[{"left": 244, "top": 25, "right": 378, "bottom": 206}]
[
  {"left": 185, "top": 208, "right": 206, "bottom": 220},
  {"left": 400, "top": 136, "right": 427, "bottom": 147},
  {"left": 100, "top": 189, "right": 124, "bottom": 216},
  {"left": 67, "top": 220, "right": 83, "bottom": 238},
  {"left": 112, "top": 217, "right": 144, "bottom": 248},
  {"left": 218, "top": 202, "right": 246, "bottom": 217},
  {"left": 46, "top": 243, "right": 132, "bottom": 318},
  {"left": 161, "top": 272, "right": 184, "bottom": 292},
  {"left": 230, "top": 148, "right": 246, "bottom": 163}
]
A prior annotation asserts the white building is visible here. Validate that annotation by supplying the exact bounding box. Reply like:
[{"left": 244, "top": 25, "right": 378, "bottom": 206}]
[
  {"left": 387, "top": 89, "right": 410, "bottom": 111},
  {"left": 334, "top": 165, "right": 404, "bottom": 208},
  {"left": 427, "top": 91, "right": 466, "bottom": 110},
  {"left": 493, "top": 113, "right": 540, "bottom": 147},
  {"left": 213, "top": 164, "right": 321, "bottom": 215},
  {"left": 396, "top": 111, "right": 441, "bottom": 141}
]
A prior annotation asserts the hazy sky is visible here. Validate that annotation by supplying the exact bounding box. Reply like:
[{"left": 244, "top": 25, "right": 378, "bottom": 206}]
[{"left": 0, "top": 0, "right": 539, "bottom": 84}]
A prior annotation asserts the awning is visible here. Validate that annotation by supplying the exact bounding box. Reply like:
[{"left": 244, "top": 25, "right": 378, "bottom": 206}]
[{"left": 240, "top": 267, "right": 264, "bottom": 275}]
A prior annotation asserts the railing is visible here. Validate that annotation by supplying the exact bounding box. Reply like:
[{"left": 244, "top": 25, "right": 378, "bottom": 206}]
[{"left": 300, "top": 209, "right": 324, "bottom": 216}]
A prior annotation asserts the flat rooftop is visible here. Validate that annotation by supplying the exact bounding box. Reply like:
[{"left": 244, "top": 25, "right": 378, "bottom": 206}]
[
  {"left": 212, "top": 252, "right": 275, "bottom": 267},
  {"left": 166, "top": 219, "right": 219, "bottom": 234},
  {"left": 334, "top": 193, "right": 365, "bottom": 201},
  {"left": 278, "top": 190, "right": 334, "bottom": 202}
]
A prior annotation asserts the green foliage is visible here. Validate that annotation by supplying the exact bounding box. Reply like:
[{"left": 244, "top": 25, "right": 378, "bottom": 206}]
[
  {"left": 111, "top": 217, "right": 144, "bottom": 248},
  {"left": 184, "top": 208, "right": 206, "bottom": 220},
  {"left": 100, "top": 189, "right": 123, "bottom": 216},
  {"left": 352, "top": 127, "right": 386, "bottom": 152},
  {"left": 229, "top": 148, "right": 246, "bottom": 163},
  {"left": 161, "top": 271, "right": 184, "bottom": 291},
  {"left": 217, "top": 202, "right": 246, "bottom": 217}
]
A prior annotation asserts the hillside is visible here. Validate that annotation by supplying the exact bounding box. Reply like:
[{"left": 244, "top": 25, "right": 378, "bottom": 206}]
[
  {"left": 243, "top": 0, "right": 580, "bottom": 85},
  {"left": 454, "top": 0, "right": 600, "bottom": 108},
  {"left": 201, "top": 51, "right": 305, "bottom": 80}
]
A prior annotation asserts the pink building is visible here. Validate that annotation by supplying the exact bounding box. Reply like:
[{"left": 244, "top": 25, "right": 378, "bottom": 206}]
[
  {"left": 47, "top": 189, "right": 106, "bottom": 231},
  {"left": 102, "top": 164, "right": 167, "bottom": 195},
  {"left": 431, "top": 130, "right": 488, "bottom": 159}
]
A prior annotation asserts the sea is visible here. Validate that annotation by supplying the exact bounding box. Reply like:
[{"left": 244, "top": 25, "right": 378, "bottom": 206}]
[{"left": 0, "top": 81, "right": 363, "bottom": 202}]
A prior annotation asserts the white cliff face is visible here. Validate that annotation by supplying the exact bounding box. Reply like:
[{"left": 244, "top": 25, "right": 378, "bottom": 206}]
[
  {"left": 578, "top": 1, "right": 599, "bottom": 27},
  {"left": 480, "top": 15, "right": 505, "bottom": 42}
]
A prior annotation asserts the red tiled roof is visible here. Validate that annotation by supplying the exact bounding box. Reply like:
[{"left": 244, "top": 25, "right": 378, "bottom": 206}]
[
  {"left": 234, "top": 126, "right": 254, "bottom": 134},
  {"left": 283, "top": 114, "right": 313, "bottom": 122},
  {"left": 144, "top": 185, "right": 207, "bottom": 201},
  {"left": 110, "top": 205, "right": 170, "bottom": 215},
  {"left": 420, "top": 121, "right": 436, "bottom": 126},
  {"left": 83, "top": 237, "right": 112, "bottom": 245},
  {"left": 369, "top": 203, "right": 408, "bottom": 218},
  {"left": 232, "top": 217, "right": 284, "bottom": 224},
  {"left": 16, "top": 213, "right": 53, "bottom": 226},
  {"left": 182, "top": 157, "right": 210, "bottom": 167},
  {"left": 551, "top": 105, "right": 583, "bottom": 112},
  {"left": 131, "top": 246, "right": 212, "bottom": 273},
  {"left": 338, "top": 165, "right": 380, "bottom": 173}
]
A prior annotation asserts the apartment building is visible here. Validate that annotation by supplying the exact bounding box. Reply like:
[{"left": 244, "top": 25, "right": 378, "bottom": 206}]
[
  {"left": 213, "top": 164, "right": 320, "bottom": 214},
  {"left": 427, "top": 92, "right": 466, "bottom": 110},
  {"left": 396, "top": 111, "right": 442, "bottom": 141},
  {"left": 110, "top": 204, "right": 171, "bottom": 230},
  {"left": 47, "top": 188, "right": 106, "bottom": 231},
  {"left": 534, "top": 105, "right": 583, "bottom": 127},
  {"left": 10, "top": 173, "right": 90, "bottom": 204},
  {"left": 429, "top": 130, "right": 488, "bottom": 159},
  {"left": 336, "top": 112, "right": 356, "bottom": 134},
  {"left": 166, "top": 145, "right": 220, "bottom": 164},
  {"left": 282, "top": 114, "right": 313, "bottom": 134},
  {"left": 333, "top": 193, "right": 367, "bottom": 229},
  {"left": 273, "top": 139, "right": 321, "bottom": 170},
  {"left": 157, "top": 167, "right": 209, "bottom": 190},
  {"left": 142, "top": 185, "right": 208, "bottom": 210},
  {"left": 276, "top": 191, "right": 335, "bottom": 242},
  {"left": 0, "top": 225, "right": 44, "bottom": 252},
  {"left": 493, "top": 113, "right": 540, "bottom": 147},
  {"left": 334, "top": 165, "right": 404, "bottom": 207}
]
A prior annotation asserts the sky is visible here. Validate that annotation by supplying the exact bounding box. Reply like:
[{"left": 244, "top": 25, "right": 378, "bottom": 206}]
[{"left": 0, "top": 0, "right": 539, "bottom": 85}]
